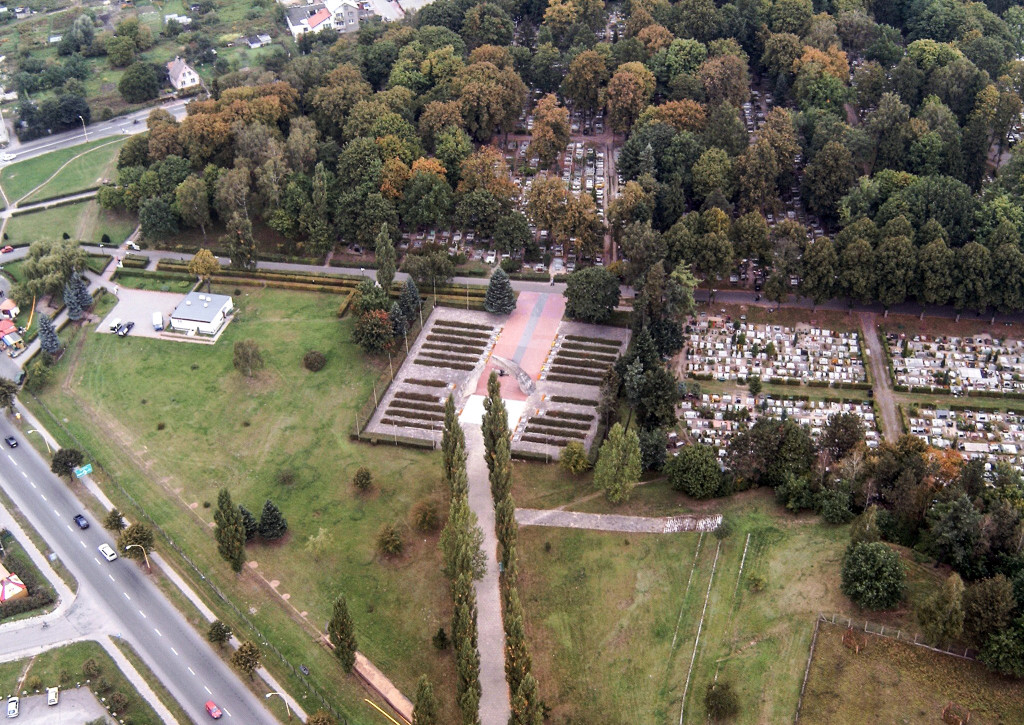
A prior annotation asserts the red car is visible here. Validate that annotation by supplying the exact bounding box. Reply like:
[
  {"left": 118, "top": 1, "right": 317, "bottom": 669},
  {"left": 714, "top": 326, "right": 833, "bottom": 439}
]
[
  {"left": 205, "top": 701, "right": 222, "bottom": 719},
  {"left": 0, "top": 246, "right": 12, "bottom": 254}
]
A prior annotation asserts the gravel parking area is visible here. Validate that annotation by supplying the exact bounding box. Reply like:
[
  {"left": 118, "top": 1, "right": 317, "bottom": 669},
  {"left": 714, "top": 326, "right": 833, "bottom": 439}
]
[
  {"left": 95, "top": 288, "right": 185, "bottom": 340},
  {"left": 12, "top": 688, "right": 110, "bottom": 724}
]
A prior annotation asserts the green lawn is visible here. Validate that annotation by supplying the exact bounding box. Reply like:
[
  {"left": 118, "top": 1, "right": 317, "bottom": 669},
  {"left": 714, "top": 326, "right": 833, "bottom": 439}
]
[
  {"left": 1, "top": 139, "right": 124, "bottom": 204},
  {"left": 517, "top": 496, "right": 946, "bottom": 725},
  {"left": 26, "top": 287, "right": 457, "bottom": 724},
  {"left": 6, "top": 201, "right": 137, "bottom": 245},
  {"left": 0, "top": 641, "right": 167, "bottom": 725},
  {"left": 21, "top": 138, "right": 126, "bottom": 204},
  {"left": 801, "top": 622, "right": 1024, "bottom": 724}
]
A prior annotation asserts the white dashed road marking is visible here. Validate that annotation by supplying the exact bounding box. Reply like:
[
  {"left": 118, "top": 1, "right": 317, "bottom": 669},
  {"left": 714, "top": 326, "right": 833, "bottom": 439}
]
[
  {"left": 154, "top": 628, "right": 162, "bottom": 637},
  {"left": 139, "top": 610, "right": 147, "bottom": 619},
  {"left": 108, "top": 574, "right": 115, "bottom": 582},
  {"left": 123, "top": 592, "right": 130, "bottom": 601},
  {"left": 188, "top": 667, "right": 195, "bottom": 676},
  {"left": 204, "top": 686, "right": 211, "bottom": 695},
  {"left": 170, "top": 647, "right": 176, "bottom": 655}
]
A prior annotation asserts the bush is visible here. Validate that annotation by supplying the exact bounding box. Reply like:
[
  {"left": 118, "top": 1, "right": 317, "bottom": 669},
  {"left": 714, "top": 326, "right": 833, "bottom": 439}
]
[
  {"left": 666, "top": 444, "right": 721, "bottom": 499},
  {"left": 705, "top": 682, "right": 739, "bottom": 722},
  {"left": 101, "top": 234, "right": 111, "bottom": 245},
  {"left": 82, "top": 658, "right": 101, "bottom": 678},
  {"left": 432, "top": 627, "right": 449, "bottom": 650},
  {"left": 747, "top": 574, "right": 767, "bottom": 593},
  {"left": 559, "top": 441, "right": 591, "bottom": 474},
  {"left": 303, "top": 350, "right": 326, "bottom": 372},
  {"left": 376, "top": 524, "right": 403, "bottom": 556},
  {"left": 108, "top": 692, "right": 129, "bottom": 713},
  {"left": 412, "top": 500, "right": 440, "bottom": 533},
  {"left": 841, "top": 541, "right": 905, "bottom": 610},
  {"left": 353, "top": 467, "right": 372, "bottom": 492},
  {"left": 276, "top": 469, "right": 296, "bottom": 487}
]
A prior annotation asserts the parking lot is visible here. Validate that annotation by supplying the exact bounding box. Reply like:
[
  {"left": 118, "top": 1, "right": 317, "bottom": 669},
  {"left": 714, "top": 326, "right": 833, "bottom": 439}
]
[
  {"left": 7, "top": 688, "right": 109, "bottom": 724},
  {"left": 96, "top": 288, "right": 185, "bottom": 340}
]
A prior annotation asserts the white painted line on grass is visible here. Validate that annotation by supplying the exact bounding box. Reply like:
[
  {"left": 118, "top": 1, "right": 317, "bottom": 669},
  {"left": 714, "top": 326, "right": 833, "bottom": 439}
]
[
  {"left": 669, "top": 532, "right": 704, "bottom": 653},
  {"left": 679, "top": 541, "right": 721, "bottom": 725},
  {"left": 733, "top": 533, "right": 752, "bottom": 601}
]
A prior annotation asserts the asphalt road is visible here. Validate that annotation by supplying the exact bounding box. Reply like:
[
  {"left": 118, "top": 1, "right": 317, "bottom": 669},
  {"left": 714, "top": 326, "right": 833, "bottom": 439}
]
[
  {"left": 0, "top": 419, "right": 276, "bottom": 725},
  {"left": 3, "top": 98, "right": 190, "bottom": 165}
]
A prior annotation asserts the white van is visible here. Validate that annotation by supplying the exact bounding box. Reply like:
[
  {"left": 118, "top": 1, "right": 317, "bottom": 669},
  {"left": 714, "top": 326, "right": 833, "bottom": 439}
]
[
  {"left": 7, "top": 696, "right": 17, "bottom": 717},
  {"left": 108, "top": 318, "right": 122, "bottom": 332},
  {"left": 152, "top": 312, "right": 163, "bottom": 331},
  {"left": 46, "top": 688, "right": 57, "bottom": 706}
]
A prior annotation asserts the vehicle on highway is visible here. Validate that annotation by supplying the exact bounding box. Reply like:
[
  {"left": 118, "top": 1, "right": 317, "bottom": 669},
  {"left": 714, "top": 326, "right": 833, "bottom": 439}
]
[
  {"left": 0, "top": 246, "right": 12, "bottom": 254},
  {"left": 205, "top": 701, "right": 223, "bottom": 719},
  {"left": 98, "top": 543, "right": 118, "bottom": 561},
  {"left": 6, "top": 696, "right": 17, "bottom": 717},
  {"left": 73, "top": 514, "right": 89, "bottom": 529},
  {"left": 3, "top": 436, "right": 16, "bottom": 448},
  {"left": 0, "top": 154, "right": 15, "bottom": 162},
  {"left": 117, "top": 321, "right": 135, "bottom": 337}
]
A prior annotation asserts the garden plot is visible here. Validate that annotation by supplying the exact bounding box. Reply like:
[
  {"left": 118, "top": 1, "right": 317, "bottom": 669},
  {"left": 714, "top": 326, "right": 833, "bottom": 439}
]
[
  {"left": 362, "top": 308, "right": 503, "bottom": 443},
  {"left": 888, "top": 333, "right": 1024, "bottom": 395},
  {"left": 680, "top": 395, "right": 878, "bottom": 459},
  {"left": 514, "top": 322, "right": 630, "bottom": 460},
  {"left": 906, "top": 406, "right": 1024, "bottom": 468},
  {"left": 685, "top": 317, "right": 866, "bottom": 386}
]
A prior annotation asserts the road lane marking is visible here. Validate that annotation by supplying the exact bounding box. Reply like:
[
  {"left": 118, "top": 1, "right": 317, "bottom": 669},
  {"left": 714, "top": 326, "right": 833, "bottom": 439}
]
[
  {"left": 80, "top": 541, "right": 86, "bottom": 548},
  {"left": 123, "top": 592, "right": 130, "bottom": 601},
  {"left": 139, "top": 610, "right": 147, "bottom": 619},
  {"left": 5, "top": 454, "right": 14, "bottom": 464},
  {"left": 40, "top": 495, "right": 46, "bottom": 501},
  {"left": 224, "top": 709, "right": 231, "bottom": 717},
  {"left": 19, "top": 471, "right": 26, "bottom": 478},
  {"left": 204, "top": 686, "right": 211, "bottom": 695},
  {"left": 154, "top": 628, "right": 162, "bottom": 637},
  {"left": 52, "top": 509, "right": 59, "bottom": 517},
  {"left": 108, "top": 574, "right": 115, "bottom": 582},
  {"left": 66, "top": 525, "right": 72, "bottom": 531},
  {"left": 187, "top": 667, "right": 195, "bottom": 676},
  {"left": 170, "top": 647, "right": 176, "bottom": 655},
  {"left": 29, "top": 481, "right": 35, "bottom": 488},
  {"left": 93, "top": 558, "right": 100, "bottom": 565}
]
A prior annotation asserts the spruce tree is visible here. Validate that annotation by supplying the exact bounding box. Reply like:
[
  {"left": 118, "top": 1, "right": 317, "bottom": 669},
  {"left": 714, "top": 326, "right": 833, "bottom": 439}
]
[
  {"left": 375, "top": 224, "right": 396, "bottom": 291},
  {"left": 38, "top": 314, "right": 60, "bottom": 356},
  {"left": 327, "top": 594, "right": 358, "bottom": 672},
  {"left": 509, "top": 673, "right": 543, "bottom": 725},
  {"left": 412, "top": 675, "right": 438, "bottom": 725},
  {"left": 63, "top": 277, "right": 84, "bottom": 321},
  {"left": 390, "top": 301, "right": 408, "bottom": 342},
  {"left": 238, "top": 505, "right": 258, "bottom": 541},
  {"left": 399, "top": 278, "right": 421, "bottom": 325},
  {"left": 74, "top": 271, "right": 93, "bottom": 311},
  {"left": 213, "top": 488, "right": 246, "bottom": 573},
  {"left": 484, "top": 267, "right": 516, "bottom": 314},
  {"left": 257, "top": 499, "right": 288, "bottom": 540}
]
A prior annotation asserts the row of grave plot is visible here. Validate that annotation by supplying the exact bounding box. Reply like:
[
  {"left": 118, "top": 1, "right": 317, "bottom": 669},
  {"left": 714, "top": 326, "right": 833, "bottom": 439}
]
[
  {"left": 413, "top": 319, "right": 499, "bottom": 372},
  {"left": 888, "top": 332, "right": 1024, "bottom": 396},
  {"left": 541, "top": 334, "right": 621, "bottom": 386},
  {"left": 514, "top": 408, "right": 597, "bottom": 448}
]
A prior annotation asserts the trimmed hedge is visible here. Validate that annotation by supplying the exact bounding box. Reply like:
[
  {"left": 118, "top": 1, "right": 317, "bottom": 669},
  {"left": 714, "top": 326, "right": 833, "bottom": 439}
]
[
  {"left": 556, "top": 349, "right": 618, "bottom": 363},
  {"left": 120, "top": 253, "right": 149, "bottom": 269},
  {"left": 508, "top": 270, "right": 551, "bottom": 281},
  {"left": 427, "top": 329, "right": 492, "bottom": 341},
  {"left": 406, "top": 378, "right": 449, "bottom": 388},
  {"left": 525, "top": 425, "right": 586, "bottom": 439},
  {"left": 418, "top": 351, "right": 479, "bottom": 364},
  {"left": 422, "top": 342, "right": 487, "bottom": 356},
  {"left": 545, "top": 409, "right": 595, "bottom": 422},
  {"left": 545, "top": 373, "right": 601, "bottom": 386},
  {"left": 432, "top": 320, "right": 494, "bottom": 331},
  {"left": 531, "top": 418, "right": 590, "bottom": 431},
  {"left": 394, "top": 391, "right": 443, "bottom": 403},
  {"left": 383, "top": 407, "right": 444, "bottom": 422},
  {"left": 380, "top": 417, "right": 437, "bottom": 431},
  {"left": 548, "top": 365, "right": 603, "bottom": 379},
  {"left": 550, "top": 395, "right": 599, "bottom": 406},
  {"left": 551, "top": 355, "right": 610, "bottom": 371},
  {"left": 388, "top": 400, "right": 446, "bottom": 414},
  {"left": 564, "top": 334, "right": 621, "bottom": 347},
  {"left": 520, "top": 434, "right": 570, "bottom": 446},
  {"left": 415, "top": 358, "right": 475, "bottom": 371}
]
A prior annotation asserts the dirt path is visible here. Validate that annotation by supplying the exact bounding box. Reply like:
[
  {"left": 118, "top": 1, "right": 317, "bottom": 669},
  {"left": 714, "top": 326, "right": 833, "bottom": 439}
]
[
  {"left": 515, "top": 508, "right": 721, "bottom": 533},
  {"left": 857, "top": 312, "right": 900, "bottom": 441}
]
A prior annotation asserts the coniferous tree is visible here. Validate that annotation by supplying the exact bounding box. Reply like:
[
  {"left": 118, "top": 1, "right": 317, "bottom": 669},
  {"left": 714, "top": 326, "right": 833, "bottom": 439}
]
[
  {"left": 503, "top": 585, "right": 531, "bottom": 695},
  {"left": 238, "top": 505, "right": 258, "bottom": 541},
  {"left": 207, "top": 620, "right": 232, "bottom": 647},
  {"left": 390, "top": 301, "right": 408, "bottom": 342},
  {"left": 63, "top": 276, "right": 84, "bottom": 321},
  {"left": 257, "top": 499, "right": 288, "bottom": 540},
  {"left": 484, "top": 267, "right": 516, "bottom": 314},
  {"left": 413, "top": 675, "right": 438, "bottom": 725},
  {"left": 74, "top": 271, "right": 93, "bottom": 311},
  {"left": 376, "top": 224, "right": 396, "bottom": 290},
  {"left": 482, "top": 371, "right": 510, "bottom": 477},
  {"left": 38, "top": 314, "right": 60, "bottom": 356},
  {"left": 327, "top": 594, "right": 358, "bottom": 672},
  {"left": 509, "top": 673, "right": 543, "bottom": 725},
  {"left": 214, "top": 488, "right": 246, "bottom": 573},
  {"left": 399, "top": 278, "right": 421, "bottom": 324}
]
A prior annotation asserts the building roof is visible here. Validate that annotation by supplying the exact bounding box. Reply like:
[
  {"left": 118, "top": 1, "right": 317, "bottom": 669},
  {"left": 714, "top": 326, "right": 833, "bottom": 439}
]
[
  {"left": 285, "top": 3, "right": 325, "bottom": 26},
  {"left": 0, "top": 299, "right": 17, "bottom": 312},
  {"left": 172, "top": 292, "right": 232, "bottom": 324},
  {"left": 307, "top": 7, "right": 331, "bottom": 28},
  {"left": 166, "top": 56, "right": 195, "bottom": 86}
]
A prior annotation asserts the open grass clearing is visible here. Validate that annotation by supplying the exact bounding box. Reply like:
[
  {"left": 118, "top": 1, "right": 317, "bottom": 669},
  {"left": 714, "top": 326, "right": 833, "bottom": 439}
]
[
  {"left": 21, "top": 138, "right": 126, "bottom": 204},
  {"left": 0, "top": 641, "right": 167, "bottom": 725},
  {"left": 518, "top": 495, "right": 948, "bottom": 725},
  {"left": 1, "top": 139, "right": 123, "bottom": 204},
  {"left": 25, "top": 286, "right": 457, "bottom": 724},
  {"left": 800, "top": 622, "right": 1024, "bottom": 724},
  {"left": 5, "top": 201, "right": 136, "bottom": 245}
]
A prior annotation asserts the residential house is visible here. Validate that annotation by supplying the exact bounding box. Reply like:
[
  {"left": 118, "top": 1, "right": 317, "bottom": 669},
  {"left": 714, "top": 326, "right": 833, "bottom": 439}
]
[
  {"left": 170, "top": 292, "right": 234, "bottom": 335},
  {"left": 245, "top": 33, "right": 273, "bottom": 49},
  {"left": 325, "top": 0, "right": 370, "bottom": 33},
  {"left": 284, "top": 4, "right": 333, "bottom": 39},
  {"left": 166, "top": 57, "right": 200, "bottom": 91}
]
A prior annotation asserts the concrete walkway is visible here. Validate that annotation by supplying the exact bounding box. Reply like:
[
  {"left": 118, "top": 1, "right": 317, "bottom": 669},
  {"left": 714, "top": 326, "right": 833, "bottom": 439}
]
[
  {"left": 858, "top": 312, "right": 900, "bottom": 441},
  {"left": 515, "top": 509, "right": 722, "bottom": 534},
  {"left": 462, "top": 424, "right": 510, "bottom": 725}
]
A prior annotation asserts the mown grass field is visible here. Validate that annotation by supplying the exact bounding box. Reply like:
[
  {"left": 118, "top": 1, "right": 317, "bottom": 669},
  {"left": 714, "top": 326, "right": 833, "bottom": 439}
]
[
  {"left": 517, "top": 493, "right": 975, "bottom": 725},
  {"left": 5, "top": 201, "right": 136, "bottom": 245},
  {"left": 801, "top": 622, "right": 1024, "bottom": 724},
  {"left": 26, "top": 287, "right": 457, "bottom": 724},
  {"left": 21, "top": 138, "right": 126, "bottom": 204},
  {"left": 0, "top": 641, "right": 169, "bottom": 724},
  {"left": 1, "top": 138, "right": 124, "bottom": 203}
]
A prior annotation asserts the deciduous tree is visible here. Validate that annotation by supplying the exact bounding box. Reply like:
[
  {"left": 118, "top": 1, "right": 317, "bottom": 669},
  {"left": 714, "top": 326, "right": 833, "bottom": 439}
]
[
  {"left": 232, "top": 340, "right": 264, "bottom": 378},
  {"left": 564, "top": 267, "right": 620, "bottom": 323},
  {"left": 187, "top": 248, "right": 218, "bottom": 292},
  {"left": 593, "top": 423, "right": 642, "bottom": 505},
  {"left": 230, "top": 641, "right": 261, "bottom": 680},
  {"left": 840, "top": 541, "right": 905, "bottom": 610}
]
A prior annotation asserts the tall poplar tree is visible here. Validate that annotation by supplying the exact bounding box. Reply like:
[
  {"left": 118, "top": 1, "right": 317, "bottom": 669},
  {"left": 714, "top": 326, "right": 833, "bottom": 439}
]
[{"left": 213, "top": 488, "right": 246, "bottom": 573}]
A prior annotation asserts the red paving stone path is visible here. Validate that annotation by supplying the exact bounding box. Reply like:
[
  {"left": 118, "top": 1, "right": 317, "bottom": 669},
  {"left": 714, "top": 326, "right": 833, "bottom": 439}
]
[{"left": 475, "top": 292, "right": 566, "bottom": 401}]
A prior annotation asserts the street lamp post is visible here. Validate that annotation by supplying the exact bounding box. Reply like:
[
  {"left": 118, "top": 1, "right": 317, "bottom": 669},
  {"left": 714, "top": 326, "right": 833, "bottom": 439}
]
[
  {"left": 265, "top": 692, "right": 292, "bottom": 720},
  {"left": 26, "top": 429, "right": 51, "bottom": 455},
  {"left": 123, "top": 544, "right": 151, "bottom": 571},
  {"left": 78, "top": 115, "right": 88, "bottom": 143}
]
